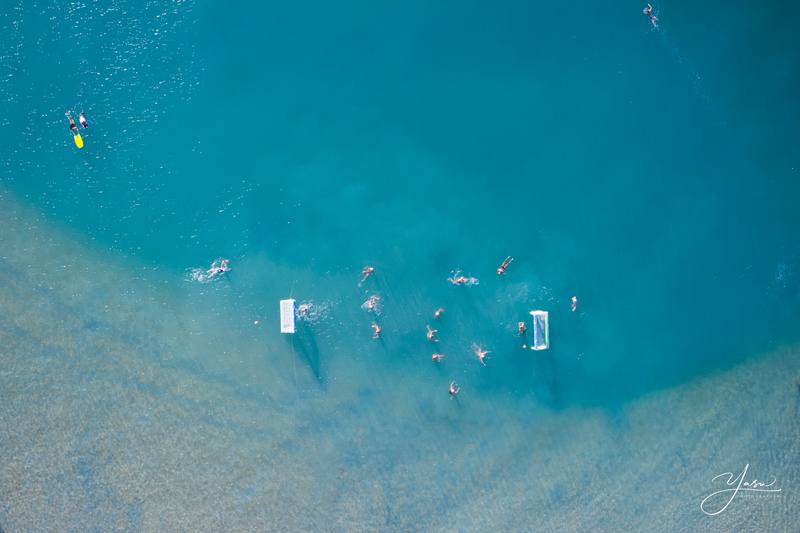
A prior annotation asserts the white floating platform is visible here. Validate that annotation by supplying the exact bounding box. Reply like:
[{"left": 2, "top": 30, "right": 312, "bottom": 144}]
[
  {"left": 529, "top": 310, "right": 549, "bottom": 350},
  {"left": 280, "top": 299, "right": 296, "bottom": 334}
]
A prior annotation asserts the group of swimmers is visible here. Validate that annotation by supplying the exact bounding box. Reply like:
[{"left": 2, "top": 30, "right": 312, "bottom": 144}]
[
  {"left": 360, "top": 256, "right": 578, "bottom": 398},
  {"left": 65, "top": 111, "right": 88, "bottom": 132},
  {"left": 196, "top": 253, "right": 577, "bottom": 398},
  {"left": 643, "top": 3, "right": 658, "bottom": 28},
  {"left": 65, "top": 111, "right": 89, "bottom": 149}
]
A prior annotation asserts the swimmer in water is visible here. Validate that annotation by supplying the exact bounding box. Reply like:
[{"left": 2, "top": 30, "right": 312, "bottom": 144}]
[
  {"left": 65, "top": 111, "right": 78, "bottom": 134},
  {"left": 496, "top": 256, "right": 514, "bottom": 276},
  {"left": 426, "top": 325, "right": 438, "bottom": 343},
  {"left": 571, "top": 295, "right": 578, "bottom": 312},
  {"left": 473, "top": 344, "right": 490, "bottom": 366},
  {"left": 371, "top": 322, "right": 381, "bottom": 339},
  {"left": 643, "top": 3, "right": 653, "bottom": 15},
  {"left": 434, "top": 308, "right": 445, "bottom": 319},
  {"left": 362, "top": 294, "right": 380, "bottom": 313},
  {"left": 78, "top": 111, "right": 88, "bottom": 129},
  {"left": 449, "top": 380, "right": 460, "bottom": 399},
  {"left": 448, "top": 269, "right": 479, "bottom": 286},
  {"left": 432, "top": 353, "right": 446, "bottom": 362},
  {"left": 297, "top": 302, "right": 312, "bottom": 319},
  {"left": 207, "top": 258, "right": 230, "bottom": 277},
  {"left": 518, "top": 321, "right": 528, "bottom": 349},
  {"left": 360, "top": 266, "right": 375, "bottom": 283}
]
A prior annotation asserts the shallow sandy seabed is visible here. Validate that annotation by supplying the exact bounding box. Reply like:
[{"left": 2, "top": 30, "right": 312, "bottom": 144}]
[{"left": 0, "top": 191, "right": 798, "bottom": 532}]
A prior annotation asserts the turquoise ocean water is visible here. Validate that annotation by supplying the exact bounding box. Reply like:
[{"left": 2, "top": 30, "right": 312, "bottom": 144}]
[{"left": 1, "top": 1, "right": 799, "bottom": 530}]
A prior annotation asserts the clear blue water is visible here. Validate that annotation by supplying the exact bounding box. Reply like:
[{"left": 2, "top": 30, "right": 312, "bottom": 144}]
[{"left": 1, "top": 1, "right": 799, "bottom": 530}]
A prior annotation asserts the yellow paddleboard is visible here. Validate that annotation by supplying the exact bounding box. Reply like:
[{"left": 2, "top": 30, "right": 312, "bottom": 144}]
[{"left": 73, "top": 133, "right": 84, "bottom": 149}]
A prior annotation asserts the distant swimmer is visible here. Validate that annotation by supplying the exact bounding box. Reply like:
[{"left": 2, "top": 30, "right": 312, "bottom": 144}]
[
  {"left": 297, "top": 302, "right": 312, "bottom": 319},
  {"left": 434, "top": 308, "right": 445, "bottom": 319},
  {"left": 371, "top": 322, "right": 381, "bottom": 339},
  {"left": 362, "top": 294, "right": 381, "bottom": 313},
  {"left": 518, "top": 321, "right": 528, "bottom": 349},
  {"left": 207, "top": 258, "right": 230, "bottom": 277},
  {"left": 432, "top": 353, "right": 446, "bottom": 362},
  {"left": 643, "top": 3, "right": 653, "bottom": 15},
  {"left": 571, "top": 295, "right": 578, "bottom": 313},
  {"left": 496, "top": 256, "right": 514, "bottom": 276},
  {"left": 449, "top": 380, "right": 460, "bottom": 399},
  {"left": 295, "top": 301, "right": 331, "bottom": 323},
  {"left": 360, "top": 266, "right": 375, "bottom": 283},
  {"left": 448, "top": 270, "right": 479, "bottom": 286},
  {"left": 473, "top": 344, "right": 490, "bottom": 366},
  {"left": 426, "top": 325, "right": 438, "bottom": 343},
  {"left": 65, "top": 111, "right": 78, "bottom": 133},
  {"left": 78, "top": 111, "right": 88, "bottom": 129}
]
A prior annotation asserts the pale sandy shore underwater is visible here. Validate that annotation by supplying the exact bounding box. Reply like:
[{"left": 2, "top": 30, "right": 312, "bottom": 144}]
[{"left": 0, "top": 190, "right": 798, "bottom": 532}]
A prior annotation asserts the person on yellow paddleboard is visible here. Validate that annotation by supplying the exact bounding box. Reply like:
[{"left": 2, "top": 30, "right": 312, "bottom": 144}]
[
  {"left": 65, "top": 111, "right": 78, "bottom": 134},
  {"left": 66, "top": 111, "right": 84, "bottom": 148}
]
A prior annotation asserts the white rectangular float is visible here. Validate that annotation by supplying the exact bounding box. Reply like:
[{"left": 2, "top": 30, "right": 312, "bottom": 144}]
[
  {"left": 530, "top": 310, "right": 549, "bottom": 350},
  {"left": 280, "top": 299, "right": 296, "bottom": 334}
]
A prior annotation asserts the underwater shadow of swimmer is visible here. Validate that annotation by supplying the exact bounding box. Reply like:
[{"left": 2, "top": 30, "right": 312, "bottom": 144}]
[{"left": 288, "top": 323, "right": 323, "bottom": 384}]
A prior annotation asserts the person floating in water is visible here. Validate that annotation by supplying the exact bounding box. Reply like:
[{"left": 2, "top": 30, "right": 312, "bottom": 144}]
[
  {"left": 473, "top": 344, "right": 490, "bottom": 366},
  {"left": 296, "top": 301, "right": 331, "bottom": 323},
  {"left": 434, "top": 307, "right": 445, "bottom": 319},
  {"left": 426, "top": 325, "right": 438, "bottom": 343},
  {"left": 432, "top": 353, "right": 446, "bottom": 362},
  {"left": 360, "top": 266, "right": 375, "bottom": 283},
  {"left": 78, "top": 111, "right": 88, "bottom": 129},
  {"left": 518, "top": 321, "right": 528, "bottom": 349},
  {"left": 207, "top": 258, "right": 230, "bottom": 278},
  {"left": 571, "top": 295, "right": 578, "bottom": 312},
  {"left": 371, "top": 322, "right": 381, "bottom": 339},
  {"left": 448, "top": 270, "right": 479, "bottom": 286},
  {"left": 496, "top": 256, "right": 514, "bottom": 276},
  {"left": 643, "top": 4, "right": 658, "bottom": 27},
  {"left": 65, "top": 111, "right": 78, "bottom": 134},
  {"left": 362, "top": 294, "right": 381, "bottom": 313},
  {"left": 449, "top": 380, "right": 460, "bottom": 399},
  {"left": 297, "top": 302, "right": 312, "bottom": 319}
]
